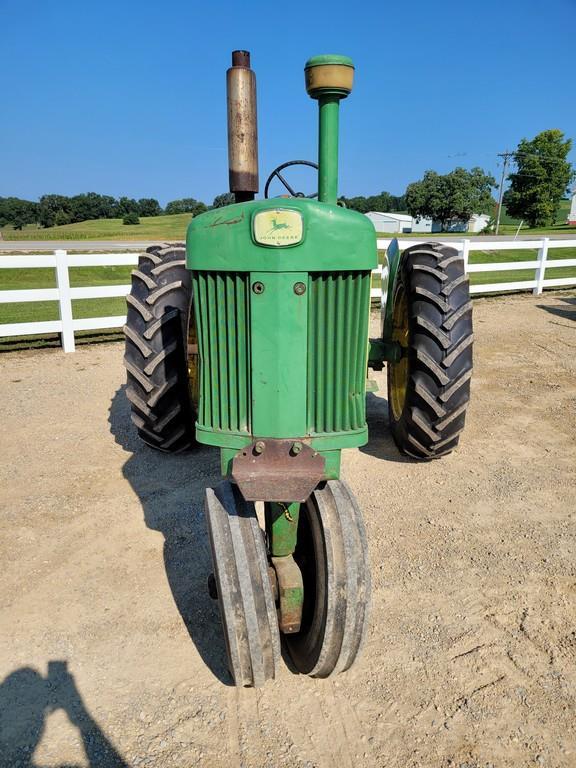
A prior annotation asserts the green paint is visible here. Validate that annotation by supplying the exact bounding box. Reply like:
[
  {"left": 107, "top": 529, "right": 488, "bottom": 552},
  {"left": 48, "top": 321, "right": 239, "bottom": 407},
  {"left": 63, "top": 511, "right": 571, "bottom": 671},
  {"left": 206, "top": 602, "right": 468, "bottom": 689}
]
[
  {"left": 187, "top": 198, "right": 376, "bottom": 273},
  {"left": 382, "top": 238, "right": 402, "bottom": 341},
  {"left": 318, "top": 96, "right": 340, "bottom": 204},
  {"left": 250, "top": 271, "right": 308, "bottom": 438},
  {"left": 319, "top": 450, "right": 341, "bottom": 479},
  {"left": 305, "top": 54, "right": 354, "bottom": 69},
  {"left": 268, "top": 502, "right": 300, "bottom": 557},
  {"left": 279, "top": 581, "right": 304, "bottom": 627},
  {"left": 220, "top": 446, "right": 241, "bottom": 476},
  {"left": 307, "top": 272, "right": 371, "bottom": 437}
]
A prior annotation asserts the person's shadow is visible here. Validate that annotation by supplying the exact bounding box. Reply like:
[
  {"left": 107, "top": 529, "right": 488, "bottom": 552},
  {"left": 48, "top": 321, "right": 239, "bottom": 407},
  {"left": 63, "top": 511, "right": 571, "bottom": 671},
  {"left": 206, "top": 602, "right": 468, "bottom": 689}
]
[
  {"left": 108, "top": 385, "right": 232, "bottom": 685},
  {"left": 0, "top": 661, "right": 127, "bottom": 767}
]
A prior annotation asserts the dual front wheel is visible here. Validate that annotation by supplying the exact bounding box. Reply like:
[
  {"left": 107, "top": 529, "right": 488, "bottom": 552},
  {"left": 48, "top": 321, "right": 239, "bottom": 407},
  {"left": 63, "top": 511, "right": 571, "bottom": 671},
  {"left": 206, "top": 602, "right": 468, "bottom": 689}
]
[{"left": 205, "top": 480, "right": 371, "bottom": 686}]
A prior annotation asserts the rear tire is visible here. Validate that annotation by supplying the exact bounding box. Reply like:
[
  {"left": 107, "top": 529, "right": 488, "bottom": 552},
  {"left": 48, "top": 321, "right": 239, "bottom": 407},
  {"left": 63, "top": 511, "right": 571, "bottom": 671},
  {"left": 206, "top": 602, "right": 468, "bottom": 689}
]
[
  {"left": 387, "top": 242, "right": 473, "bottom": 459},
  {"left": 123, "top": 243, "right": 196, "bottom": 452}
]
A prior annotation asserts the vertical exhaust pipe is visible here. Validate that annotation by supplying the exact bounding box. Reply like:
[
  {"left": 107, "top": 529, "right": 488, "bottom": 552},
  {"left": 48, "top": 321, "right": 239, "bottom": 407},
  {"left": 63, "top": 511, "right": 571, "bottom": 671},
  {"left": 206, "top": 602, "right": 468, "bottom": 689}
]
[{"left": 227, "top": 50, "right": 259, "bottom": 202}]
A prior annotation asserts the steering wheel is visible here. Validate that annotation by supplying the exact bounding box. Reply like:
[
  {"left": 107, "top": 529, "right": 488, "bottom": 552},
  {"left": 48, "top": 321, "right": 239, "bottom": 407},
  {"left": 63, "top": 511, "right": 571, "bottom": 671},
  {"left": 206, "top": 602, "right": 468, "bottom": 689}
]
[{"left": 264, "top": 160, "right": 319, "bottom": 199}]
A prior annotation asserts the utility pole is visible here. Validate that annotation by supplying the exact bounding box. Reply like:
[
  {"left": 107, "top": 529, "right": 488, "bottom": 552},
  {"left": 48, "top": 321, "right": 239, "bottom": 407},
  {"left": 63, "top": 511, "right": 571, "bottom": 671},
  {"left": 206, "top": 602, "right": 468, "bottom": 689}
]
[{"left": 495, "top": 150, "right": 513, "bottom": 235}]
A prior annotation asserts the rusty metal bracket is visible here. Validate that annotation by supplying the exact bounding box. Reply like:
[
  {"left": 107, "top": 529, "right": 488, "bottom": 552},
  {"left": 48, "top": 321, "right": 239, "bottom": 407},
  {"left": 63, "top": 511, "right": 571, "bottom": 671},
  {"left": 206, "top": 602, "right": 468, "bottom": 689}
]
[
  {"left": 232, "top": 439, "right": 325, "bottom": 502},
  {"left": 271, "top": 554, "right": 304, "bottom": 634}
]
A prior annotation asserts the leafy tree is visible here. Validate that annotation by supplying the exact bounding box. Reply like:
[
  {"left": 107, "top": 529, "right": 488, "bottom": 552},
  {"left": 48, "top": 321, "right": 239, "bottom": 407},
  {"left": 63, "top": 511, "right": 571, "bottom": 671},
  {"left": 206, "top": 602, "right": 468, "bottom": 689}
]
[
  {"left": 116, "top": 197, "right": 139, "bottom": 217},
  {"left": 503, "top": 130, "right": 574, "bottom": 227},
  {"left": 339, "top": 191, "right": 406, "bottom": 214},
  {"left": 69, "top": 192, "right": 117, "bottom": 222},
  {"left": 341, "top": 195, "right": 370, "bottom": 213},
  {"left": 405, "top": 167, "right": 496, "bottom": 230},
  {"left": 164, "top": 198, "right": 207, "bottom": 216},
  {"left": 123, "top": 212, "right": 140, "bottom": 225},
  {"left": 137, "top": 198, "right": 162, "bottom": 217},
  {"left": 54, "top": 209, "right": 71, "bottom": 226},
  {"left": 0, "top": 197, "right": 38, "bottom": 229},
  {"left": 211, "top": 192, "right": 235, "bottom": 209},
  {"left": 38, "top": 194, "right": 71, "bottom": 228}
]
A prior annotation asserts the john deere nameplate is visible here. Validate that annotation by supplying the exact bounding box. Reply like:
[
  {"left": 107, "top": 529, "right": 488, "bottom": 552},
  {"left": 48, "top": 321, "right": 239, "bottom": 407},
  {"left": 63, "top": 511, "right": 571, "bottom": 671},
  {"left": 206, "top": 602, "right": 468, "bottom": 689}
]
[{"left": 253, "top": 209, "right": 303, "bottom": 247}]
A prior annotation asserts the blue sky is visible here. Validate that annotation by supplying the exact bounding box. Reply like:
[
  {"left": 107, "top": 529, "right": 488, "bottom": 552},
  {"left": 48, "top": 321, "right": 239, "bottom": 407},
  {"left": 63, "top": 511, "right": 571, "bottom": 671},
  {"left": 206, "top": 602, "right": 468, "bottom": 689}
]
[{"left": 1, "top": 0, "right": 574, "bottom": 206}]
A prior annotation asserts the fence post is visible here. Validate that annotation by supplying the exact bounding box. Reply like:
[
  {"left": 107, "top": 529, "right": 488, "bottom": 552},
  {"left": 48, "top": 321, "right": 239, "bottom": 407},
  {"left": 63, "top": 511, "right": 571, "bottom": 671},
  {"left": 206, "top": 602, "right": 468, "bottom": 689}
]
[
  {"left": 55, "top": 249, "right": 75, "bottom": 352},
  {"left": 533, "top": 237, "right": 549, "bottom": 296},
  {"left": 461, "top": 238, "right": 470, "bottom": 273}
]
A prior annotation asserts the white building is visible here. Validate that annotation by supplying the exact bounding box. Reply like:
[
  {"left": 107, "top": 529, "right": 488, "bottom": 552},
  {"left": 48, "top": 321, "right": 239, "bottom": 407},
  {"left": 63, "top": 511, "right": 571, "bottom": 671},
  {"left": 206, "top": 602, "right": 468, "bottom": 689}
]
[
  {"left": 412, "top": 217, "right": 442, "bottom": 233},
  {"left": 364, "top": 212, "right": 413, "bottom": 233},
  {"left": 444, "top": 213, "right": 491, "bottom": 233},
  {"left": 568, "top": 190, "right": 576, "bottom": 226},
  {"left": 365, "top": 211, "right": 490, "bottom": 234}
]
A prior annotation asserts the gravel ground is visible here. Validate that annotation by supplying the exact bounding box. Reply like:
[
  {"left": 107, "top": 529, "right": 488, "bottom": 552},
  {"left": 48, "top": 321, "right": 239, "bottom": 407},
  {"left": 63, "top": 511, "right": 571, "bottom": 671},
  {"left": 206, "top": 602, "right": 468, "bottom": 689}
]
[{"left": 0, "top": 291, "right": 575, "bottom": 768}]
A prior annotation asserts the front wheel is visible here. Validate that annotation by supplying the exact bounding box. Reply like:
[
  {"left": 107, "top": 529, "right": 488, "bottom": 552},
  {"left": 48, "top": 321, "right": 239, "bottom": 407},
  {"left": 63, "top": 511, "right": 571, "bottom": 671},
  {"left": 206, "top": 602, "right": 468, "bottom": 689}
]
[
  {"left": 387, "top": 242, "right": 473, "bottom": 459},
  {"left": 286, "top": 481, "right": 371, "bottom": 678}
]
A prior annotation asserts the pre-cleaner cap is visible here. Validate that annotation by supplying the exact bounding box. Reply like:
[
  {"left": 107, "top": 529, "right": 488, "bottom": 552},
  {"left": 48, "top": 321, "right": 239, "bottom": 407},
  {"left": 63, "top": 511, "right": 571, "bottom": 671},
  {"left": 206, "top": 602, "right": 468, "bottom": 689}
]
[{"left": 304, "top": 54, "right": 354, "bottom": 99}]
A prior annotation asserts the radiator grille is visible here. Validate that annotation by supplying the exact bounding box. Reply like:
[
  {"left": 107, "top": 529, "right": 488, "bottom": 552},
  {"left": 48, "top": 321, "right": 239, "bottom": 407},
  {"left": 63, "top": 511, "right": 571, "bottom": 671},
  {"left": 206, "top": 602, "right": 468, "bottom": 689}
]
[
  {"left": 307, "top": 271, "right": 371, "bottom": 434},
  {"left": 193, "top": 269, "right": 370, "bottom": 438},
  {"left": 192, "top": 271, "right": 251, "bottom": 433}
]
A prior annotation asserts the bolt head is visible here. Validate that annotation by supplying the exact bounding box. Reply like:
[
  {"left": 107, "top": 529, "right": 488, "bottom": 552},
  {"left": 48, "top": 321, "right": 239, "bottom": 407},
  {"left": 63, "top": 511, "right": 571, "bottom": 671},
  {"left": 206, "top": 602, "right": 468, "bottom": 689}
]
[
  {"left": 293, "top": 282, "right": 306, "bottom": 295},
  {"left": 254, "top": 440, "right": 266, "bottom": 454}
]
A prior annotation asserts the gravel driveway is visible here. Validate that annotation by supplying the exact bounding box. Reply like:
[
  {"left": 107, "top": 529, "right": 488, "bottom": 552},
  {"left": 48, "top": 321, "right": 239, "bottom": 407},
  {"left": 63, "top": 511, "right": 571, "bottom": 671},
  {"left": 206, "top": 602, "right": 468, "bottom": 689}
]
[{"left": 1, "top": 291, "right": 575, "bottom": 768}]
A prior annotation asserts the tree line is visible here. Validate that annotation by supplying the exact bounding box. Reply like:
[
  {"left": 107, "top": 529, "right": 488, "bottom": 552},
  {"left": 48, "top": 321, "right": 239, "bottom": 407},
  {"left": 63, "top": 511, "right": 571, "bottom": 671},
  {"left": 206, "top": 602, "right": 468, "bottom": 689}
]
[
  {"left": 0, "top": 193, "right": 228, "bottom": 230},
  {"left": 1, "top": 130, "right": 572, "bottom": 231}
]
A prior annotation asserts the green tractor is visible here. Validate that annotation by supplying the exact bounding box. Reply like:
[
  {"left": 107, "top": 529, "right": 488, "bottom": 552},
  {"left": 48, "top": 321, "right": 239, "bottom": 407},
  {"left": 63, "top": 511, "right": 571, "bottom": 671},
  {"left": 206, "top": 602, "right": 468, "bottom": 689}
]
[{"left": 123, "top": 51, "right": 473, "bottom": 686}]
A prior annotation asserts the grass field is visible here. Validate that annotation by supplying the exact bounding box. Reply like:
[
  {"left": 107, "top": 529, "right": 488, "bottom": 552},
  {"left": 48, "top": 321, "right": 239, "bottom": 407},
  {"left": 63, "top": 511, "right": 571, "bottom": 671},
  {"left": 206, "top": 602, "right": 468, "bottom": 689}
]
[{"left": 0, "top": 213, "right": 193, "bottom": 241}]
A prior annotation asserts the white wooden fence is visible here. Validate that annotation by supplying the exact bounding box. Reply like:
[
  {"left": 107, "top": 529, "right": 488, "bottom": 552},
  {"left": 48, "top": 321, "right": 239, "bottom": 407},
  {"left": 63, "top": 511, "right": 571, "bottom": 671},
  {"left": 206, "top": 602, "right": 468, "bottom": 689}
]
[
  {"left": 0, "top": 237, "right": 575, "bottom": 353},
  {"left": 372, "top": 237, "right": 576, "bottom": 299},
  {"left": 0, "top": 250, "right": 138, "bottom": 352}
]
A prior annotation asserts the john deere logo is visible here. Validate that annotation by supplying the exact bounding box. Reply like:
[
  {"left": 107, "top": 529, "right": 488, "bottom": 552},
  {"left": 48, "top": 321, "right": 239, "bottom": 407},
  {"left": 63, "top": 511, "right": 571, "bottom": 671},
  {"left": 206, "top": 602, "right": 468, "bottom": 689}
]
[{"left": 253, "top": 209, "right": 303, "bottom": 247}]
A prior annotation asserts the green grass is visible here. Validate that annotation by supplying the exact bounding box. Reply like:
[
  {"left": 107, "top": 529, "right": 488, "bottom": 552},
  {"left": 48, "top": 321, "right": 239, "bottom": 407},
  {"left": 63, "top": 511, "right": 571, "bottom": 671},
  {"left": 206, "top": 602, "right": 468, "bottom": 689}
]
[
  {"left": 1, "top": 216, "right": 575, "bottom": 341},
  {"left": 1, "top": 213, "right": 193, "bottom": 241},
  {"left": 373, "top": 245, "right": 576, "bottom": 291},
  {"left": 0, "top": 260, "right": 133, "bottom": 327}
]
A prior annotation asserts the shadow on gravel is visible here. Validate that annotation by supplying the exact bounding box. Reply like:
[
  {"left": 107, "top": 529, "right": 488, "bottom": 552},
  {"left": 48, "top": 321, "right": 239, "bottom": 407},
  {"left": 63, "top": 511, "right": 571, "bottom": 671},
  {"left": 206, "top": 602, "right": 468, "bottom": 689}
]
[
  {"left": 360, "top": 392, "right": 414, "bottom": 463},
  {"left": 0, "top": 661, "right": 127, "bottom": 768},
  {"left": 108, "top": 385, "right": 233, "bottom": 686},
  {"left": 537, "top": 297, "right": 576, "bottom": 323}
]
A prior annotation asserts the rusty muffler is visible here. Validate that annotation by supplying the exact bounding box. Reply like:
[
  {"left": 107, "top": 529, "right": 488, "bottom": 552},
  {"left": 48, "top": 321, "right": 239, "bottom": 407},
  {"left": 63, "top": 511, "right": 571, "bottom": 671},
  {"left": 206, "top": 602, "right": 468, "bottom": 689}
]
[{"left": 227, "top": 50, "right": 259, "bottom": 202}]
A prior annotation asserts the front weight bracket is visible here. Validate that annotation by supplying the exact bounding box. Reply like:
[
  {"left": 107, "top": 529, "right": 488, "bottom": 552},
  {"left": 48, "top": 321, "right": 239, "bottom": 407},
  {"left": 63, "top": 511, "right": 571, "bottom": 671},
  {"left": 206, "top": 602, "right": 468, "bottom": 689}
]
[{"left": 271, "top": 554, "right": 304, "bottom": 634}]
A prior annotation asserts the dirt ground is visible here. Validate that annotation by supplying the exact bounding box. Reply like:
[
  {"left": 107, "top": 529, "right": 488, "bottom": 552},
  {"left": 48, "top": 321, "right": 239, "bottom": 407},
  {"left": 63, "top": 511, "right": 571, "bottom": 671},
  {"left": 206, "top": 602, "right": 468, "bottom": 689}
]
[{"left": 1, "top": 291, "right": 575, "bottom": 768}]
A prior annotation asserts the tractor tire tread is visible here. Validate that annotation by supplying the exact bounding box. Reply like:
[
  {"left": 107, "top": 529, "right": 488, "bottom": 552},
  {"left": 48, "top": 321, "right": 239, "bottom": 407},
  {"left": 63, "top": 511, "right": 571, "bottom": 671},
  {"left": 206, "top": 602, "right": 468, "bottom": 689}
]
[
  {"left": 123, "top": 245, "right": 195, "bottom": 452},
  {"left": 387, "top": 242, "right": 473, "bottom": 459}
]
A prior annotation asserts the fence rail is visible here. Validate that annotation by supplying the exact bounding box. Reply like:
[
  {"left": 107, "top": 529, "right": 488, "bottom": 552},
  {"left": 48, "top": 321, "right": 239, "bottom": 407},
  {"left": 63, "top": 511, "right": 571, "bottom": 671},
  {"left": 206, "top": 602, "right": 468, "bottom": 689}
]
[
  {"left": 1, "top": 237, "right": 575, "bottom": 352},
  {"left": 373, "top": 237, "right": 576, "bottom": 298}
]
